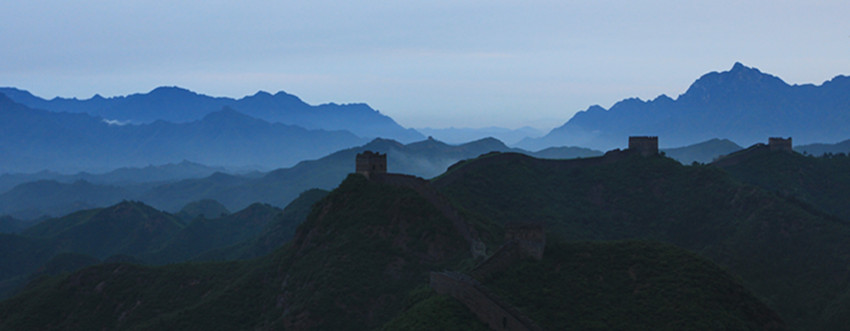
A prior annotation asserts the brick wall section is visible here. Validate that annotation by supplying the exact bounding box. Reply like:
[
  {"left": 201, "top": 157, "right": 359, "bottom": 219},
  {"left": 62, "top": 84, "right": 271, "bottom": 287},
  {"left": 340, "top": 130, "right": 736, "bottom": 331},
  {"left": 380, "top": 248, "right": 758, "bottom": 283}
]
[{"left": 430, "top": 271, "right": 542, "bottom": 331}]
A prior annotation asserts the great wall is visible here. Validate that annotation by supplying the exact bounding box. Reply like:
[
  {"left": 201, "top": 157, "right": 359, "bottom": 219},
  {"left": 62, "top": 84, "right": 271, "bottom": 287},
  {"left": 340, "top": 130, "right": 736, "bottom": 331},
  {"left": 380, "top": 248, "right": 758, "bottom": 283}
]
[{"left": 354, "top": 136, "right": 792, "bottom": 330}]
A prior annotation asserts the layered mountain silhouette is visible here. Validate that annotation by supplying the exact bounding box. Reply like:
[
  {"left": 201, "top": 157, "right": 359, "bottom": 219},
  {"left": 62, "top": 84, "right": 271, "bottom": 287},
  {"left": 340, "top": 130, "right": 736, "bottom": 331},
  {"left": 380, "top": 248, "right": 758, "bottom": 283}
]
[
  {"left": 1, "top": 134, "right": 756, "bottom": 220},
  {"left": 433, "top": 151, "right": 850, "bottom": 329},
  {"left": 0, "top": 160, "right": 231, "bottom": 193},
  {"left": 518, "top": 63, "right": 850, "bottom": 150},
  {"left": 0, "top": 172, "right": 786, "bottom": 330},
  {"left": 0, "top": 198, "right": 300, "bottom": 298},
  {"left": 0, "top": 136, "right": 606, "bottom": 219},
  {"left": 0, "top": 86, "right": 423, "bottom": 142},
  {"left": 0, "top": 94, "right": 368, "bottom": 173}
]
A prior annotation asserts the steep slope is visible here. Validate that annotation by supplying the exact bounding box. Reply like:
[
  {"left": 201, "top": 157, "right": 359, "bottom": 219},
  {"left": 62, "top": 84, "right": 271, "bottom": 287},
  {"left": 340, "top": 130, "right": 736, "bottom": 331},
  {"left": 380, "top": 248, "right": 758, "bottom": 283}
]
[
  {"left": 143, "top": 203, "right": 282, "bottom": 264},
  {"left": 519, "top": 63, "right": 850, "bottom": 150},
  {"left": 0, "top": 174, "right": 481, "bottom": 330},
  {"left": 486, "top": 241, "right": 784, "bottom": 329},
  {"left": 714, "top": 146, "right": 850, "bottom": 221},
  {"left": 0, "top": 86, "right": 424, "bottom": 142},
  {"left": 202, "top": 188, "right": 330, "bottom": 261},
  {"left": 433, "top": 152, "right": 850, "bottom": 329},
  {"left": 21, "top": 201, "right": 184, "bottom": 259},
  {"left": 139, "top": 137, "right": 518, "bottom": 212},
  {"left": 388, "top": 241, "right": 785, "bottom": 330}
]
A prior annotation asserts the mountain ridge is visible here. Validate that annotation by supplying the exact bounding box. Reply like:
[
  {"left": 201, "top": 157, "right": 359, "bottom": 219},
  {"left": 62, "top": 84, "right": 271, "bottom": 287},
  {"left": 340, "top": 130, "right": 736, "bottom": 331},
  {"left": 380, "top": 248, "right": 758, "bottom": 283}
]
[
  {"left": 518, "top": 63, "right": 850, "bottom": 150},
  {"left": 0, "top": 95, "right": 368, "bottom": 173},
  {"left": 0, "top": 86, "right": 424, "bottom": 142}
]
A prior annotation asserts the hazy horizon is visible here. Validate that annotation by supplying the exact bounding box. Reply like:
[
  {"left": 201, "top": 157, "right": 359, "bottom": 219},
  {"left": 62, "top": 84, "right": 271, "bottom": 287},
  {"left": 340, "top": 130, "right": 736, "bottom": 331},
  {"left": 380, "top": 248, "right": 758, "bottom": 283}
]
[{"left": 3, "top": 1, "right": 849, "bottom": 129}]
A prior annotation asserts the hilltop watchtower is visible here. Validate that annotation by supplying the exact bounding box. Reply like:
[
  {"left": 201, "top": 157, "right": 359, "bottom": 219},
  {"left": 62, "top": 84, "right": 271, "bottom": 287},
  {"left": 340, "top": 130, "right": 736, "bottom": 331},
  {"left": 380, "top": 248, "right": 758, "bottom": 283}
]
[
  {"left": 768, "top": 137, "right": 792, "bottom": 152},
  {"left": 356, "top": 151, "right": 387, "bottom": 178},
  {"left": 628, "top": 136, "right": 659, "bottom": 156}
]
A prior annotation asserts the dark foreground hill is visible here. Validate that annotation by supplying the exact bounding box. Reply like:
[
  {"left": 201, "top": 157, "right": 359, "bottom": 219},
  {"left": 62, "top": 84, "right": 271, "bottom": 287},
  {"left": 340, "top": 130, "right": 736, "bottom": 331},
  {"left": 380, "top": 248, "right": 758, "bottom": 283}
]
[
  {"left": 433, "top": 151, "right": 850, "bottom": 329},
  {"left": 0, "top": 174, "right": 483, "bottom": 329},
  {"left": 715, "top": 145, "right": 850, "bottom": 221},
  {"left": 387, "top": 241, "right": 785, "bottom": 330},
  {"left": 0, "top": 174, "right": 782, "bottom": 330}
]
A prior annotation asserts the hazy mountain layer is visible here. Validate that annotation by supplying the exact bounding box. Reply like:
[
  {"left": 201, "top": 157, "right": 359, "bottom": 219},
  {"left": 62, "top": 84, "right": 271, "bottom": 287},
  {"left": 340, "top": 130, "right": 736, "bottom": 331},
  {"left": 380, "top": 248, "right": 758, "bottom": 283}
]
[
  {"left": 0, "top": 136, "right": 750, "bottom": 220},
  {"left": 0, "top": 86, "right": 424, "bottom": 142},
  {"left": 796, "top": 138, "right": 850, "bottom": 156},
  {"left": 0, "top": 94, "right": 367, "bottom": 173},
  {"left": 416, "top": 126, "right": 544, "bottom": 145},
  {"left": 519, "top": 63, "right": 850, "bottom": 150},
  {"left": 0, "top": 160, "right": 232, "bottom": 193}
]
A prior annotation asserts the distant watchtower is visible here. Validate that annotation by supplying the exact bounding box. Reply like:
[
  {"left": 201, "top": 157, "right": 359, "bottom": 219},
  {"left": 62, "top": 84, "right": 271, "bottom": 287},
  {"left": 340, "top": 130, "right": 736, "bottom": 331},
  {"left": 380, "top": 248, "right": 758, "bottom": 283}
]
[
  {"left": 356, "top": 151, "right": 387, "bottom": 178},
  {"left": 628, "top": 136, "right": 659, "bottom": 156},
  {"left": 768, "top": 137, "right": 792, "bottom": 152}
]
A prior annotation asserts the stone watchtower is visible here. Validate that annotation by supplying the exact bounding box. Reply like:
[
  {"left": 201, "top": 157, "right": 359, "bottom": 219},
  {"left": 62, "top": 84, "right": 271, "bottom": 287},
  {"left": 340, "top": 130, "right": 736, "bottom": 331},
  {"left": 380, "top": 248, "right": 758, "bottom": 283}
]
[
  {"left": 768, "top": 137, "right": 792, "bottom": 152},
  {"left": 355, "top": 151, "right": 387, "bottom": 178},
  {"left": 628, "top": 136, "right": 659, "bottom": 156}
]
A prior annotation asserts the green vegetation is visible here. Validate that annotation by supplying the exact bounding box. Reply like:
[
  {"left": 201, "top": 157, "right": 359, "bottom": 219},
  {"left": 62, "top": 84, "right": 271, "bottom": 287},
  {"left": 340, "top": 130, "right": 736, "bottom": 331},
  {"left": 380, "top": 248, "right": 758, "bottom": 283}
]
[
  {"left": 200, "top": 188, "right": 330, "bottom": 261},
  {"left": 0, "top": 174, "right": 478, "bottom": 329},
  {"left": 434, "top": 152, "right": 850, "bottom": 329},
  {"left": 486, "top": 241, "right": 782, "bottom": 330},
  {"left": 143, "top": 203, "right": 281, "bottom": 264},
  {"left": 716, "top": 148, "right": 850, "bottom": 221},
  {"left": 3, "top": 150, "right": 849, "bottom": 329},
  {"left": 381, "top": 292, "right": 490, "bottom": 331}
]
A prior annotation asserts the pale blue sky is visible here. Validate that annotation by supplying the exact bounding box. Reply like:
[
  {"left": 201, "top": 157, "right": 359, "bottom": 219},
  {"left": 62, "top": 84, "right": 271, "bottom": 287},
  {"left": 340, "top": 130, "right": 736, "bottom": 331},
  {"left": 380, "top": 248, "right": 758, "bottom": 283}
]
[{"left": 2, "top": 1, "right": 848, "bottom": 129}]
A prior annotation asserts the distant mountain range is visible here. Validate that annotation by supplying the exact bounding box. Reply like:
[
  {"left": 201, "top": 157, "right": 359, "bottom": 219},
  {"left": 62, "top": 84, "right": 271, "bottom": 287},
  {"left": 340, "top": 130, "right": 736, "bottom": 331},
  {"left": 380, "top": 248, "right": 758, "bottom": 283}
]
[
  {"left": 0, "top": 86, "right": 423, "bottom": 142},
  {"left": 0, "top": 94, "right": 368, "bottom": 173},
  {"left": 0, "top": 136, "right": 602, "bottom": 219},
  {"left": 416, "top": 126, "right": 544, "bottom": 145},
  {"left": 9, "top": 133, "right": 830, "bottom": 220},
  {"left": 0, "top": 160, "right": 235, "bottom": 193},
  {"left": 518, "top": 63, "right": 850, "bottom": 150}
]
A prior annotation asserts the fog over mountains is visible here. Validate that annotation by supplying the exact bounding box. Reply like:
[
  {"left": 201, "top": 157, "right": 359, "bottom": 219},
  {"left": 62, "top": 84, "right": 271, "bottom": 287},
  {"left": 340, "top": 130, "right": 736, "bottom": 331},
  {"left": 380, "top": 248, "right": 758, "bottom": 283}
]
[
  {"left": 3, "top": 62, "right": 850, "bottom": 175},
  {"left": 519, "top": 63, "right": 850, "bottom": 150},
  {"left": 0, "top": 86, "right": 423, "bottom": 142},
  {"left": 0, "top": 94, "right": 369, "bottom": 173}
]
